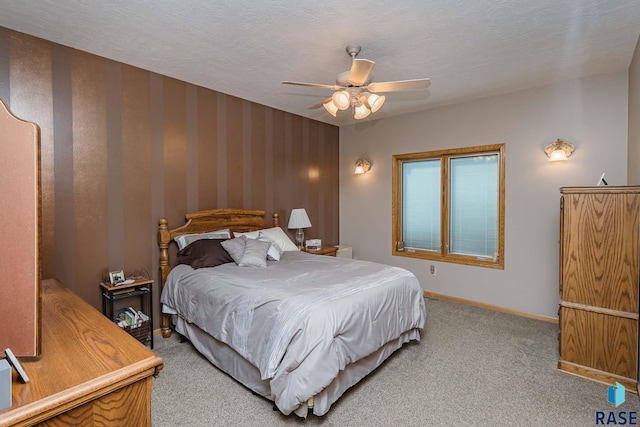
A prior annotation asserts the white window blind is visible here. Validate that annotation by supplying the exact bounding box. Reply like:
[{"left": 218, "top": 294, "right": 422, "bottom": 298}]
[
  {"left": 402, "top": 159, "right": 441, "bottom": 251},
  {"left": 449, "top": 155, "right": 498, "bottom": 258}
]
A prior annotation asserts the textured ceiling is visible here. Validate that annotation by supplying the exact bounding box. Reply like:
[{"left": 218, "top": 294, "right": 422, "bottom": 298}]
[{"left": 0, "top": 0, "right": 639, "bottom": 126}]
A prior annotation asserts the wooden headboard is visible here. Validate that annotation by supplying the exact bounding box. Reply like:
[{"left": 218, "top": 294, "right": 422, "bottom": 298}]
[{"left": 157, "top": 208, "right": 279, "bottom": 337}]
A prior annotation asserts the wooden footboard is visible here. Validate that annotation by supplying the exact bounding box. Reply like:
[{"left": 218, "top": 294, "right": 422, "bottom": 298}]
[{"left": 157, "top": 208, "right": 279, "bottom": 338}]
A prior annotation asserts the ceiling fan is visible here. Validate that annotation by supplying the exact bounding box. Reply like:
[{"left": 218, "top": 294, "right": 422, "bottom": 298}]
[{"left": 282, "top": 44, "right": 431, "bottom": 120}]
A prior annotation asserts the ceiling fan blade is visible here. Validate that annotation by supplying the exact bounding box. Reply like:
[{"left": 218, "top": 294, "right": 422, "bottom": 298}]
[
  {"left": 281, "top": 81, "right": 340, "bottom": 90},
  {"left": 367, "top": 78, "right": 431, "bottom": 93},
  {"left": 348, "top": 59, "right": 375, "bottom": 86},
  {"left": 308, "top": 98, "right": 333, "bottom": 109}
]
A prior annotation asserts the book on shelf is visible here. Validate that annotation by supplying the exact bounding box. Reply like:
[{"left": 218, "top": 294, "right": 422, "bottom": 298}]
[{"left": 115, "top": 307, "right": 149, "bottom": 328}]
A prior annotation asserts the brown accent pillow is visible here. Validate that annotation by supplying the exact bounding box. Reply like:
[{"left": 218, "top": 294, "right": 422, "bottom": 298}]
[{"left": 177, "top": 238, "right": 234, "bottom": 269}]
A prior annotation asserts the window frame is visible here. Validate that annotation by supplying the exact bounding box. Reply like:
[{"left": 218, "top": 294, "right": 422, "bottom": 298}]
[{"left": 392, "top": 143, "right": 505, "bottom": 269}]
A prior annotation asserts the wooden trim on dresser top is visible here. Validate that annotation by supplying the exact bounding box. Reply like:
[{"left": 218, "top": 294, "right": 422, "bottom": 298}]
[
  {"left": 158, "top": 208, "right": 280, "bottom": 338},
  {"left": 560, "top": 185, "right": 640, "bottom": 194}
]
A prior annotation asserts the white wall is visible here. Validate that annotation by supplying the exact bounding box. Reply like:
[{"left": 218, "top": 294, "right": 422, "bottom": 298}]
[
  {"left": 339, "top": 71, "right": 628, "bottom": 318},
  {"left": 629, "top": 35, "right": 640, "bottom": 185}
]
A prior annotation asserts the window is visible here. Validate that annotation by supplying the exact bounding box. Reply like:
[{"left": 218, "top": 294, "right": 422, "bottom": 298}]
[{"left": 392, "top": 144, "right": 505, "bottom": 269}]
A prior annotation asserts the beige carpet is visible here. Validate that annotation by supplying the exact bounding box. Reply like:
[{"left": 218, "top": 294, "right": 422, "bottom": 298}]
[{"left": 151, "top": 298, "right": 636, "bottom": 426}]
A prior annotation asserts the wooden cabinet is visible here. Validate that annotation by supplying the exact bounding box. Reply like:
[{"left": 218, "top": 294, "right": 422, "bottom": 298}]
[
  {"left": 0, "top": 279, "right": 164, "bottom": 426},
  {"left": 558, "top": 186, "right": 640, "bottom": 392}
]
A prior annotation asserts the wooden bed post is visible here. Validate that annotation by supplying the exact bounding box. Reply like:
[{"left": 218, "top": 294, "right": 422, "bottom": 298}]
[
  {"left": 273, "top": 212, "right": 279, "bottom": 228},
  {"left": 158, "top": 218, "right": 172, "bottom": 338}
]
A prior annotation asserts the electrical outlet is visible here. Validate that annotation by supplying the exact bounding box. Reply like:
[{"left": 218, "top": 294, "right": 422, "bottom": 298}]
[{"left": 430, "top": 265, "right": 437, "bottom": 276}]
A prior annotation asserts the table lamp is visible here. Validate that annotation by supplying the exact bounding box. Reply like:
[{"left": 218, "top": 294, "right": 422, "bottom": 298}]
[{"left": 287, "top": 208, "right": 312, "bottom": 249}]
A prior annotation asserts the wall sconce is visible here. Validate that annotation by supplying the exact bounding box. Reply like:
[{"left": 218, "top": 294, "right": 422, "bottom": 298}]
[
  {"left": 355, "top": 159, "right": 371, "bottom": 174},
  {"left": 544, "top": 139, "right": 575, "bottom": 161}
]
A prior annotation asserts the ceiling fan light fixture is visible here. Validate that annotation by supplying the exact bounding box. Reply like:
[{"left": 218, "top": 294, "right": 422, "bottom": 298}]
[
  {"left": 322, "top": 100, "right": 338, "bottom": 117},
  {"left": 282, "top": 45, "right": 430, "bottom": 121},
  {"left": 365, "top": 93, "right": 386, "bottom": 113},
  {"left": 332, "top": 90, "right": 351, "bottom": 110},
  {"left": 354, "top": 103, "right": 371, "bottom": 120}
]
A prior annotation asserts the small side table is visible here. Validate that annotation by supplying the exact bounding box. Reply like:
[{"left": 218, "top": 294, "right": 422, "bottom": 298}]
[
  {"left": 100, "top": 278, "right": 154, "bottom": 349},
  {"left": 304, "top": 245, "right": 338, "bottom": 257}
]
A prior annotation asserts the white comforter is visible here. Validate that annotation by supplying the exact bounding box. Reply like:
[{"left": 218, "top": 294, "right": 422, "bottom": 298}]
[{"left": 161, "top": 250, "right": 426, "bottom": 415}]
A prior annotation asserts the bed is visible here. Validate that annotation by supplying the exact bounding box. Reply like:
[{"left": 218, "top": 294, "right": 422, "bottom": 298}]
[{"left": 158, "top": 208, "right": 426, "bottom": 417}]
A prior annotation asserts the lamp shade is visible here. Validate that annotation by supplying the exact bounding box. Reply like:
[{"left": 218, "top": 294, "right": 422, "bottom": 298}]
[
  {"left": 332, "top": 90, "right": 351, "bottom": 110},
  {"left": 544, "top": 138, "right": 574, "bottom": 161},
  {"left": 322, "top": 100, "right": 338, "bottom": 117},
  {"left": 365, "top": 93, "right": 385, "bottom": 113},
  {"left": 287, "top": 208, "right": 312, "bottom": 229},
  {"left": 549, "top": 149, "right": 568, "bottom": 161},
  {"left": 355, "top": 159, "right": 371, "bottom": 174},
  {"left": 354, "top": 103, "right": 371, "bottom": 120}
]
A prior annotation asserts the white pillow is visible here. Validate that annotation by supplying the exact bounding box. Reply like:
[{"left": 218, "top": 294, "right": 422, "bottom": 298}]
[
  {"left": 234, "top": 227, "right": 298, "bottom": 252},
  {"left": 258, "top": 232, "right": 284, "bottom": 261},
  {"left": 175, "top": 229, "right": 231, "bottom": 250}
]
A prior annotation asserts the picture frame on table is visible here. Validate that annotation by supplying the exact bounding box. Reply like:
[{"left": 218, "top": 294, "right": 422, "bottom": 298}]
[{"left": 108, "top": 270, "right": 125, "bottom": 285}]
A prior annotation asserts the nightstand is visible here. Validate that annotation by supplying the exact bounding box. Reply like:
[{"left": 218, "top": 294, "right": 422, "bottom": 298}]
[
  {"left": 304, "top": 245, "right": 338, "bottom": 257},
  {"left": 100, "top": 277, "right": 154, "bottom": 349}
]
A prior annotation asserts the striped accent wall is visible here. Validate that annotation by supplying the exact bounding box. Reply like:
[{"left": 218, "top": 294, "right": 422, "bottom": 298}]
[{"left": 0, "top": 27, "right": 340, "bottom": 324}]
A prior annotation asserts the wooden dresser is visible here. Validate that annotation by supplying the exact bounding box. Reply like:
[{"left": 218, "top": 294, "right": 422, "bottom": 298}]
[
  {"left": 558, "top": 186, "right": 639, "bottom": 392},
  {"left": 0, "top": 279, "right": 164, "bottom": 426}
]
